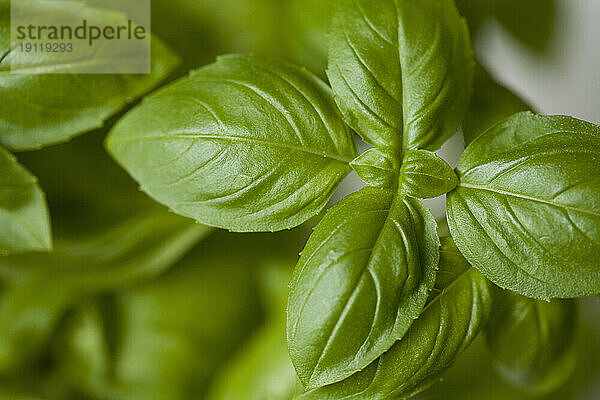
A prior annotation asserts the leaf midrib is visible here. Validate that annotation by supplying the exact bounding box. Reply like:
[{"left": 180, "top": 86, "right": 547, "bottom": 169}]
[
  {"left": 110, "top": 131, "right": 353, "bottom": 164},
  {"left": 306, "top": 195, "right": 399, "bottom": 385},
  {"left": 458, "top": 183, "right": 600, "bottom": 219}
]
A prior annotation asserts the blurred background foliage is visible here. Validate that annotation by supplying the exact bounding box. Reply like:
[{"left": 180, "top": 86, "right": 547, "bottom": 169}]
[
  {"left": 455, "top": 0, "right": 556, "bottom": 54},
  {"left": 1, "top": 0, "right": 599, "bottom": 399}
]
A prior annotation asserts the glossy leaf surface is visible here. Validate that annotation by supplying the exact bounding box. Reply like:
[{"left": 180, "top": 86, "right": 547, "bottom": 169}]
[
  {"left": 448, "top": 112, "right": 600, "bottom": 299},
  {"left": 288, "top": 187, "right": 439, "bottom": 388},
  {"left": 350, "top": 147, "right": 399, "bottom": 188},
  {"left": 107, "top": 54, "right": 356, "bottom": 232},
  {"left": 327, "top": 0, "right": 472, "bottom": 150},
  {"left": 298, "top": 237, "right": 491, "bottom": 399},
  {"left": 399, "top": 149, "right": 458, "bottom": 199}
]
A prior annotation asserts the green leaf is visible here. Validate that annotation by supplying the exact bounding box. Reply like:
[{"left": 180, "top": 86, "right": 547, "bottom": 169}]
[
  {"left": 52, "top": 233, "right": 272, "bottom": 399},
  {"left": 0, "top": 146, "right": 51, "bottom": 255},
  {"left": 399, "top": 149, "right": 458, "bottom": 199},
  {"left": 297, "top": 236, "right": 492, "bottom": 399},
  {"left": 106, "top": 54, "right": 356, "bottom": 232},
  {"left": 486, "top": 291, "right": 577, "bottom": 394},
  {"left": 327, "top": 0, "right": 472, "bottom": 150},
  {"left": 350, "top": 147, "right": 399, "bottom": 188},
  {"left": 447, "top": 112, "right": 600, "bottom": 299},
  {"left": 463, "top": 65, "right": 530, "bottom": 145},
  {"left": 0, "top": 211, "right": 208, "bottom": 373},
  {"left": 287, "top": 187, "right": 439, "bottom": 388},
  {"left": 0, "top": 0, "right": 179, "bottom": 151}
]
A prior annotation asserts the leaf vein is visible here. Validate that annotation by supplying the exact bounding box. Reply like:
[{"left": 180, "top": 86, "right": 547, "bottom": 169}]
[
  {"left": 110, "top": 132, "right": 352, "bottom": 163},
  {"left": 458, "top": 183, "right": 600, "bottom": 219}
]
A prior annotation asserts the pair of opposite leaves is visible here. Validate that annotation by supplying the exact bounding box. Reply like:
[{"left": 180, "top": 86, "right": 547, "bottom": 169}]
[
  {"left": 210, "top": 68, "right": 579, "bottom": 400},
  {"left": 106, "top": 0, "right": 473, "bottom": 393}
]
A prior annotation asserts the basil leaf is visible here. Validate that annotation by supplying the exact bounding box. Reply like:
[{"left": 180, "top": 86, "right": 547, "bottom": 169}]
[
  {"left": 350, "top": 147, "right": 399, "bottom": 188},
  {"left": 327, "top": 0, "right": 472, "bottom": 150},
  {"left": 0, "top": 0, "right": 179, "bottom": 151},
  {"left": 52, "top": 234, "right": 268, "bottom": 399},
  {"left": 0, "top": 146, "right": 51, "bottom": 255},
  {"left": 298, "top": 236, "right": 492, "bottom": 399},
  {"left": 447, "top": 112, "right": 600, "bottom": 299},
  {"left": 486, "top": 291, "right": 577, "bottom": 394},
  {"left": 0, "top": 211, "right": 208, "bottom": 373},
  {"left": 288, "top": 187, "right": 439, "bottom": 388},
  {"left": 463, "top": 65, "right": 530, "bottom": 145},
  {"left": 399, "top": 149, "right": 458, "bottom": 199},
  {"left": 106, "top": 54, "right": 356, "bottom": 232}
]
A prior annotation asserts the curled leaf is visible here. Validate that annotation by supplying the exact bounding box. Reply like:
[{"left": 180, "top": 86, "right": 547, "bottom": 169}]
[{"left": 399, "top": 149, "right": 458, "bottom": 199}]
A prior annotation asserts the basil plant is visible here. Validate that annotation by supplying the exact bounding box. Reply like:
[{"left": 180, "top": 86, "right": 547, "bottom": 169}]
[
  {"left": 0, "top": 0, "right": 597, "bottom": 399},
  {"left": 101, "top": 0, "right": 600, "bottom": 398}
]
